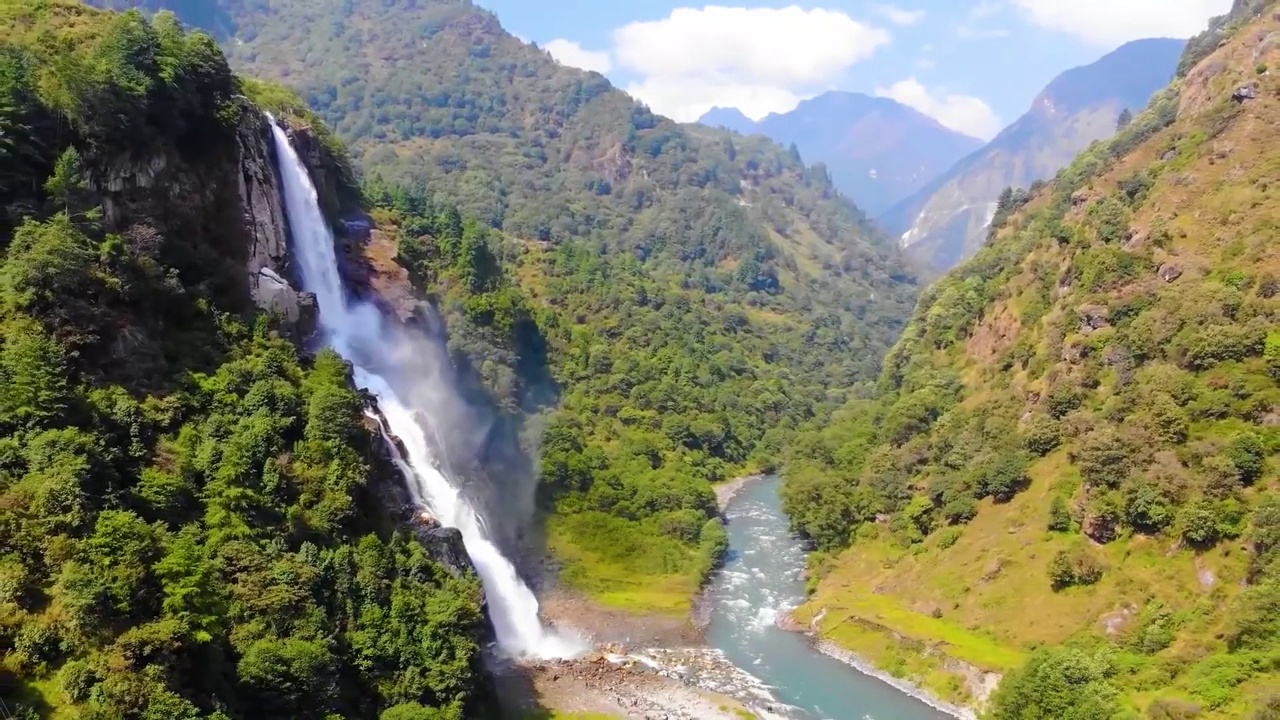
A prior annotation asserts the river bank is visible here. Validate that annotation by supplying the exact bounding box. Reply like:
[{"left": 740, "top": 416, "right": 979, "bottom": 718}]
[
  {"left": 775, "top": 611, "right": 978, "bottom": 720},
  {"left": 714, "top": 473, "right": 766, "bottom": 512},
  {"left": 493, "top": 652, "right": 759, "bottom": 719},
  {"left": 529, "top": 474, "right": 982, "bottom": 719}
]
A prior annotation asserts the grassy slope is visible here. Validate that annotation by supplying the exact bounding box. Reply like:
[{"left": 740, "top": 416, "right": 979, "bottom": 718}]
[{"left": 794, "top": 7, "right": 1280, "bottom": 714}]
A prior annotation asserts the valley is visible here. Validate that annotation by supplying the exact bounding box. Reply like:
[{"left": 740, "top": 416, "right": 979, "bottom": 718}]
[{"left": 1, "top": 1, "right": 1277, "bottom": 720}]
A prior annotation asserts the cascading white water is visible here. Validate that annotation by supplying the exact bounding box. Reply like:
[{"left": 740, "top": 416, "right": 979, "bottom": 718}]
[{"left": 267, "top": 116, "right": 583, "bottom": 659}]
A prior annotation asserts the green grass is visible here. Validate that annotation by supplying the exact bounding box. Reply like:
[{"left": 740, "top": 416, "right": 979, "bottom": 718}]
[
  {"left": 546, "top": 516, "right": 700, "bottom": 615},
  {"left": 809, "top": 593, "right": 1025, "bottom": 672}
]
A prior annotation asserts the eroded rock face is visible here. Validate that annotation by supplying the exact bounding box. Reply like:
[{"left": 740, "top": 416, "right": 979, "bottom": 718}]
[{"left": 238, "top": 109, "right": 318, "bottom": 341}]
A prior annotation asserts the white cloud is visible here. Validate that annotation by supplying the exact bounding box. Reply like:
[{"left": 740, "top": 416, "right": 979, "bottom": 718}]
[
  {"left": 916, "top": 57, "right": 937, "bottom": 70},
  {"left": 1012, "top": 0, "right": 1232, "bottom": 46},
  {"left": 874, "top": 4, "right": 926, "bottom": 26},
  {"left": 544, "top": 38, "right": 613, "bottom": 74},
  {"left": 612, "top": 6, "right": 891, "bottom": 121},
  {"left": 875, "top": 77, "right": 1002, "bottom": 139}
]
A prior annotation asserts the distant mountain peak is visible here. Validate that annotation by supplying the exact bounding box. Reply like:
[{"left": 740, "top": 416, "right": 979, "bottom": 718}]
[
  {"left": 699, "top": 91, "right": 983, "bottom": 216},
  {"left": 696, "top": 106, "right": 759, "bottom": 135},
  {"left": 882, "top": 37, "right": 1186, "bottom": 271}
]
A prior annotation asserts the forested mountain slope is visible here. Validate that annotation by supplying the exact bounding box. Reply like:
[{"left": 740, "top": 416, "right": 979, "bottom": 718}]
[
  {"left": 0, "top": 3, "right": 489, "bottom": 718},
  {"left": 881, "top": 38, "right": 1185, "bottom": 272},
  {"left": 93, "top": 0, "right": 921, "bottom": 612},
  {"left": 784, "top": 2, "right": 1279, "bottom": 716}
]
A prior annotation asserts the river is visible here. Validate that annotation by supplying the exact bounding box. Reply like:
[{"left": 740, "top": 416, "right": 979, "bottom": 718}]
[{"left": 704, "top": 476, "right": 956, "bottom": 720}]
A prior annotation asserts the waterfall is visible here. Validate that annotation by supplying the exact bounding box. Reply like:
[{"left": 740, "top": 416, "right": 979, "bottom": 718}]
[{"left": 267, "top": 116, "right": 583, "bottom": 659}]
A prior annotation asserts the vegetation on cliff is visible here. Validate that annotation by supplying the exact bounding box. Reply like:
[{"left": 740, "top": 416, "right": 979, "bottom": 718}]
[
  {"left": 129, "top": 0, "right": 922, "bottom": 612},
  {"left": 784, "top": 3, "right": 1279, "bottom": 715},
  {"left": 0, "top": 4, "right": 486, "bottom": 718}
]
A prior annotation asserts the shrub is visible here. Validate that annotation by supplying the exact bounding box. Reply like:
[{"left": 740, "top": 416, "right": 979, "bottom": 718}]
[
  {"left": 12, "top": 622, "right": 61, "bottom": 671},
  {"left": 1049, "top": 543, "right": 1105, "bottom": 589},
  {"left": 1182, "top": 325, "right": 1265, "bottom": 370},
  {"left": 1022, "top": 415, "right": 1062, "bottom": 456},
  {"left": 989, "top": 646, "right": 1120, "bottom": 719},
  {"left": 1224, "top": 433, "right": 1266, "bottom": 486},
  {"left": 1074, "top": 429, "right": 1140, "bottom": 489},
  {"left": 1146, "top": 698, "right": 1203, "bottom": 720},
  {"left": 1047, "top": 384, "right": 1085, "bottom": 419},
  {"left": 1179, "top": 499, "right": 1221, "bottom": 546},
  {"left": 973, "top": 451, "right": 1032, "bottom": 502},
  {"left": 1048, "top": 496, "right": 1073, "bottom": 533},
  {"left": 60, "top": 660, "right": 99, "bottom": 703},
  {"left": 935, "top": 526, "right": 963, "bottom": 550}
]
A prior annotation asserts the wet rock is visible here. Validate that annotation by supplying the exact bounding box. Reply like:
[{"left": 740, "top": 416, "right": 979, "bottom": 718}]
[
  {"left": 251, "top": 267, "right": 318, "bottom": 340},
  {"left": 420, "top": 526, "right": 477, "bottom": 579},
  {"left": 1158, "top": 263, "right": 1184, "bottom": 282},
  {"left": 237, "top": 107, "right": 319, "bottom": 340}
]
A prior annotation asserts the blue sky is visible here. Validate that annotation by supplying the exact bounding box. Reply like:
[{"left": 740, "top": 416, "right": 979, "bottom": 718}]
[{"left": 474, "top": 0, "right": 1231, "bottom": 139}]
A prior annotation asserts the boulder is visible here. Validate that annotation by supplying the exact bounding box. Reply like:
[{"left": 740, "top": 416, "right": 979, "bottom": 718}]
[
  {"left": 1083, "top": 512, "right": 1119, "bottom": 544},
  {"left": 1158, "top": 263, "right": 1184, "bottom": 282},
  {"left": 1231, "top": 83, "right": 1258, "bottom": 103},
  {"left": 1076, "top": 304, "right": 1110, "bottom": 333}
]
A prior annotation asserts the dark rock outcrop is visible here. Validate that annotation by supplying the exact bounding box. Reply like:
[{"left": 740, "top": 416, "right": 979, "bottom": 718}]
[
  {"left": 359, "top": 394, "right": 492, "bottom": 631},
  {"left": 236, "top": 107, "right": 317, "bottom": 341},
  {"left": 1158, "top": 263, "right": 1184, "bottom": 282},
  {"left": 1077, "top": 304, "right": 1110, "bottom": 333}
]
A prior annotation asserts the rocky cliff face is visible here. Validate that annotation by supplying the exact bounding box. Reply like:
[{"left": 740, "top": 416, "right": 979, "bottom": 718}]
[
  {"left": 238, "top": 108, "right": 318, "bottom": 340},
  {"left": 89, "top": 99, "right": 318, "bottom": 341}
]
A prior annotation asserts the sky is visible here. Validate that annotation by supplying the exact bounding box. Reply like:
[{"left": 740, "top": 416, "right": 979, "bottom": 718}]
[{"left": 473, "top": 0, "right": 1233, "bottom": 140}]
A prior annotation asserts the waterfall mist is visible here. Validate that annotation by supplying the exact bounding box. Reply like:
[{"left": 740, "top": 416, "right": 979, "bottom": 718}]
[{"left": 267, "top": 116, "right": 584, "bottom": 659}]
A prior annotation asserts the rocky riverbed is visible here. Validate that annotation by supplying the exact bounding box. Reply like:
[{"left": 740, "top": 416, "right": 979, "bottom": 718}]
[{"left": 493, "top": 649, "right": 777, "bottom": 719}]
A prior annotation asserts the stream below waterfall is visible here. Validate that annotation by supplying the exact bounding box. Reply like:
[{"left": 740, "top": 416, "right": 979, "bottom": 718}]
[
  {"left": 703, "top": 476, "right": 957, "bottom": 720},
  {"left": 269, "top": 114, "right": 967, "bottom": 718}
]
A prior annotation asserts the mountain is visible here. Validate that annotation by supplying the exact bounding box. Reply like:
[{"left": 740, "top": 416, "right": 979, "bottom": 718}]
[
  {"left": 0, "top": 2, "right": 491, "bottom": 718},
  {"left": 782, "top": 2, "right": 1279, "bottom": 716},
  {"left": 99, "top": 0, "right": 920, "bottom": 613},
  {"left": 699, "top": 92, "right": 985, "bottom": 217},
  {"left": 698, "top": 106, "right": 759, "bottom": 135},
  {"left": 882, "top": 38, "right": 1186, "bottom": 271}
]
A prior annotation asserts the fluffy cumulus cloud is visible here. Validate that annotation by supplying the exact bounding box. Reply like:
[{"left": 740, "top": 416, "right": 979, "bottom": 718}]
[
  {"left": 875, "top": 77, "right": 1002, "bottom": 139},
  {"left": 544, "top": 38, "right": 612, "bottom": 74},
  {"left": 873, "top": 4, "right": 926, "bottom": 26},
  {"left": 612, "top": 5, "right": 890, "bottom": 121},
  {"left": 1012, "top": 0, "right": 1233, "bottom": 46}
]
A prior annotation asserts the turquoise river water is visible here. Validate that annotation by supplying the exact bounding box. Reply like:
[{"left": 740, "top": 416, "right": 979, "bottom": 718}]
[{"left": 704, "top": 476, "right": 958, "bottom": 720}]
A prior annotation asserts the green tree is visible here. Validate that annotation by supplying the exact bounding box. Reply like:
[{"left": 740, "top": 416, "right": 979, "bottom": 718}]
[{"left": 990, "top": 646, "right": 1121, "bottom": 720}]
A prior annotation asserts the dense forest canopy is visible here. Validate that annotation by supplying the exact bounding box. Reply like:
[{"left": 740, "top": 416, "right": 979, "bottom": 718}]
[
  {"left": 0, "top": 4, "right": 488, "bottom": 718},
  {"left": 93, "top": 0, "right": 922, "bottom": 608}
]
